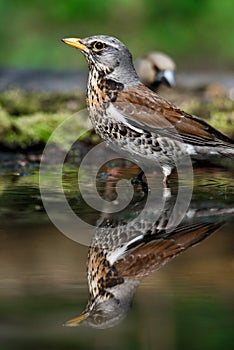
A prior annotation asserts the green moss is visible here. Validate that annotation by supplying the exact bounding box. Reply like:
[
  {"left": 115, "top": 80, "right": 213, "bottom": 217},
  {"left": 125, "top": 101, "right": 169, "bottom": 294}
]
[
  {"left": 0, "top": 89, "right": 92, "bottom": 149},
  {"left": 181, "top": 96, "right": 234, "bottom": 138},
  {"left": 0, "top": 89, "right": 233, "bottom": 150},
  {"left": 208, "top": 111, "right": 234, "bottom": 136},
  {"left": 0, "top": 106, "right": 12, "bottom": 135},
  {"left": 0, "top": 89, "right": 85, "bottom": 116},
  {"left": 3, "top": 112, "right": 69, "bottom": 146}
]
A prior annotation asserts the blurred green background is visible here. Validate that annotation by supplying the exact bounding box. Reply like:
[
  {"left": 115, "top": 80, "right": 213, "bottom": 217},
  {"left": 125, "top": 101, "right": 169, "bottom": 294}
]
[{"left": 1, "top": 0, "right": 234, "bottom": 71}]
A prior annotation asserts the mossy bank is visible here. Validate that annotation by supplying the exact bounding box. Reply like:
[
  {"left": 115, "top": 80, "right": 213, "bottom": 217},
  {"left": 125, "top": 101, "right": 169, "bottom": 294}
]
[{"left": 0, "top": 87, "right": 233, "bottom": 151}]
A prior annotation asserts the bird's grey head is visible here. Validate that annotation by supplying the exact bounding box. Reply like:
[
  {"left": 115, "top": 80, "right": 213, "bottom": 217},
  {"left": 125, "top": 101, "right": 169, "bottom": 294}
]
[
  {"left": 64, "top": 279, "right": 138, "bottom": 329},
  {"left": 62, "top": 35, "right": 139, "bottom": 84},
  {"left": 64, "top": 294, "right": 130, "bottom": 329}
]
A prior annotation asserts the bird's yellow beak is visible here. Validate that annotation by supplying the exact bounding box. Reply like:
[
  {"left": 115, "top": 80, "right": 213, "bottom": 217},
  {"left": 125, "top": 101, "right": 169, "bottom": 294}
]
[
  {"left": 62, "top": 38, "right": 88, "bottom": 52},
  {"left": 64, "top": 311, "right": 90, "bottom": 327}
]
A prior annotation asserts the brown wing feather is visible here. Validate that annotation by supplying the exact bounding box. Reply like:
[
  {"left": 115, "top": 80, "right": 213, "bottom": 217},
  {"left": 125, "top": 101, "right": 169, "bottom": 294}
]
[
  {"left": 116, "top": 84, "right": 234, "bottom": 147},
  {"left": 115, "top": 222, "right": 222, "bottom": 279}
]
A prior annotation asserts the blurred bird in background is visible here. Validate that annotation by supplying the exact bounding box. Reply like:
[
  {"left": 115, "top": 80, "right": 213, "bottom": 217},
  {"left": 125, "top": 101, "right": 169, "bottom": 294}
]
[{"left": 135, "top": 52, "right": 176, "bottom": 90}]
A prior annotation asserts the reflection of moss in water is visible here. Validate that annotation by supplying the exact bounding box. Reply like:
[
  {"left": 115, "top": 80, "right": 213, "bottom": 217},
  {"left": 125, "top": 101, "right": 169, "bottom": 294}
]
[
  {"left": 175, "top": 297, "right": 234, "bottom": 350},
  {"left": 0, "top": 294, "right": 233, "bottom": 349},
  {"left": 0, "top": 162, "right": 233, "bottom": 228}
]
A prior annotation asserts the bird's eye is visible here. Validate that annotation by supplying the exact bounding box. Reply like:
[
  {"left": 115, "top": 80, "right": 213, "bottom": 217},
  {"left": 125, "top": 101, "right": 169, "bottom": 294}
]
[
  {"left": 92, "top": 41, "right": 106, "bottom": 51},
  {"left": 94, "top": 314, "right": 103, "bottom": 324}
]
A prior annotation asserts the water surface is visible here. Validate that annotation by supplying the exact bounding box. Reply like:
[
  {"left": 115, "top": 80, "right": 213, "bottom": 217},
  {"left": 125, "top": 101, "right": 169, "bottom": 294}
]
[{"left": 0, "top": 158, "right": 233, "bottom": 350}]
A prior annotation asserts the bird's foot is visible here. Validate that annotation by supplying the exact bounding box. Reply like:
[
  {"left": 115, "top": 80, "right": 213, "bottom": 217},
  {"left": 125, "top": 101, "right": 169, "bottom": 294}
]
[{"left": 131, "top": 170, "right": 148, "bottom": 194}]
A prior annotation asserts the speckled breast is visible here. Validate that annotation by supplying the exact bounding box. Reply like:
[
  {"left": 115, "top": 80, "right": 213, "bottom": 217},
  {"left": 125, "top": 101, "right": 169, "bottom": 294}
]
[{"left": 86, "top": 69, "right": 187, "bottom": 168}]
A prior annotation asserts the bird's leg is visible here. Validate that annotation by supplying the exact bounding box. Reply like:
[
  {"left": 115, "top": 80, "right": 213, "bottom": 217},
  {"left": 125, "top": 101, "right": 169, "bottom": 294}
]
[
  {"left": 131, "top": 170, "right": 144, "bottom": 183},
  {"left": 163, "top": 174, "right": 169, "bottom": 187},
  {"left": 162, "top": 175, "right": 172, "bottom": 197},
  {"left": 131, "top": 170, "right": 148, "bottom": 194},
  {"left": 162, "top": 165, "right": 172, "bottom": 189}
]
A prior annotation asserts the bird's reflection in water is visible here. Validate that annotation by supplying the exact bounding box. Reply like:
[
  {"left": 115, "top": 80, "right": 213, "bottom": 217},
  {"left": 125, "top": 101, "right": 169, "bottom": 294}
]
[{"left": 65, "top": 171, "right": 233, "bottom": 329}]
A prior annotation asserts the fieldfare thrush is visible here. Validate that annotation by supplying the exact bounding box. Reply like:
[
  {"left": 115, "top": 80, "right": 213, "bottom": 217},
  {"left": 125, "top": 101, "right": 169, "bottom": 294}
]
[{"left": 62, "top": 35, "right": 234, "bottom": 182}]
